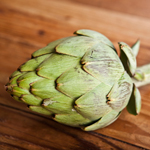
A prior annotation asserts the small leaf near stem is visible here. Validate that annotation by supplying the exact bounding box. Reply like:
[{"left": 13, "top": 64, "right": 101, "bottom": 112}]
[
  {"left": 119, "top": 42, "right": 137, "bottom": 76},
  {"left": 133, "top": 64, "right": 150, "bottom": 87},
  {"left": 131, "top": 39, "right": 140, "bottom": 57},
  {"left": 127, "top": 84, "right": 141, "bottom": 115}
]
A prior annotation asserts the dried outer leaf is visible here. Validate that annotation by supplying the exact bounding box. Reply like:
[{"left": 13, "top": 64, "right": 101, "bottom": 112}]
[
  {"left": 83, "top": 110, "right": 120, "bottom": 131},
  {"left": 32, "top": 37, "right": 70, "bottom": 57},
  {"left": 119, "top": 42, "right": 137, "bottom": 76},
  {"left": 127, "top": 84, "right": 141, "bottom": 115},
  {"left": 75, "top": 29, "right": 116, "bottom": 50},
  {"left": 131, "top": 39, "right": 140, "bottom": 57},
  {"left": 29, "top": 106, "right": 53, "bottom": 116},
  {"left": 106, "top": 71, "right": 133, "bottom": 112}
]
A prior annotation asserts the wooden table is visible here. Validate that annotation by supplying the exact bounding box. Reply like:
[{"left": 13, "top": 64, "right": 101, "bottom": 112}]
[{"left": 1, "top": 0, "right": 150, "bottom": 149}]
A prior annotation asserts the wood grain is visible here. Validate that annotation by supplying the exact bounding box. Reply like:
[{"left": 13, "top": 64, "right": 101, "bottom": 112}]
[
  {"left": 67, "top": 0, "right": 150, "bottom": 18},
  {"left": 0, "top": 0, "right": 150, "bottom": 149}
]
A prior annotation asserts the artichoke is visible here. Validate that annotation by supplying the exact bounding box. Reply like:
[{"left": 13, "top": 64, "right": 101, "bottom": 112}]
[{"left": 6, "top": 29, "right": 150, "bottom": 131}]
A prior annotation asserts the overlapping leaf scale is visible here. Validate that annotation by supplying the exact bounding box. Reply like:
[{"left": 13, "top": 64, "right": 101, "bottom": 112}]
[
  {"left": 29, "top": 106, "right": 53, "bottom": 116},
  {"left": 75, "top": 29, "right": 116, "bottom": 50},
  {"left": 53, "top": 112, "right": 92, "bottom": 127},
  {"left": 82, "top": 43, "right": 124, "bottom": 86},
  {"left": 19, "top": 54, "right": 51, "bottom": 72},
  {"left": 17, "top": 72, "right": 43, "bottom": 89},
  {"left": 20, "top": 94, "right": 42, "bottom": 106},
  {"left": 107, "top": 71, "right": 133, "bottom": 111},
  {"left": 9, "top": 70, "right": 22, "bottom": 79},
  {"left": 84, "top": 110, "right": 119, "bottom": 131},
  {"left": 30, "top": 78, "right": 61, "bottom": 100},
  {"left": 74, "top": 82, "right": 112, "bottom": 121},
  {"left": 80, "top": 71, "right": 133, "bottom": 131},
  {"left": 6, "top": 72, "right": 27, "bottom": 101},
  {"left": 16, "top": 72, "right": 44, "bottom": 105},
  {"left": 36, "top": 54, "right": 80, "bottom": 79},
  {"left": 11, "top": 86, "right": 30, "bottom": 97},
  {"left": 56, "top": 63, "right": 101, "bottom": 99},
  {"left": 56, "top": 36, "right": 98, "bottom": 57},
  {"left": 7, "top": 72, "right": 24, "bottom": 88},
  {"left": 32, "top": 37, "right": 70, "bottom": 57},
  {"left": 8, "top": 71, "right": 42, "bottom": 105},
  {"left": 42, "top": 95, "right": 74, "bottom": 114}
]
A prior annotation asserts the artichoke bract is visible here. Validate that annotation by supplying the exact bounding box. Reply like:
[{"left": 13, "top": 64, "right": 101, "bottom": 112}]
[{"left": 6, "top": 29, "right": 143, "bottom": 131}]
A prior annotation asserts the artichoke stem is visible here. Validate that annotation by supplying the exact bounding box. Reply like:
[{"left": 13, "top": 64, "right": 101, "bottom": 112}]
[{"left": 132, "top": 63, "right": 150, "bottom": 87}]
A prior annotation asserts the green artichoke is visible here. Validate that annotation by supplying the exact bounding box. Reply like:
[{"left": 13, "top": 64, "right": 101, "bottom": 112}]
[{"left": 6, "top": 29, "right": 146, "bottom": 131}]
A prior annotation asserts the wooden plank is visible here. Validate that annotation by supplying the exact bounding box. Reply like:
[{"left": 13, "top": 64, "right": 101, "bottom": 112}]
[
  {"left": 0, "top": 0, "right": 150, "bottom": 149},
  {"left": 67, "top": 0, "right": 150, "bottom": 18},
  {"left": 0, "top": 104, "right": 144, "bottom": 149},
  {"left": 0, "top": 0, "right": 150, "bottom": 66},
  {"left": 0, "top": 0, "right": 150, "bottom": 44}
]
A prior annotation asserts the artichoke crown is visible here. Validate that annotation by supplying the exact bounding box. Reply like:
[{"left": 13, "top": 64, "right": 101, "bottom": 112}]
[{"left": 6, "top": 29, "right": 141, "bottom": 131}]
